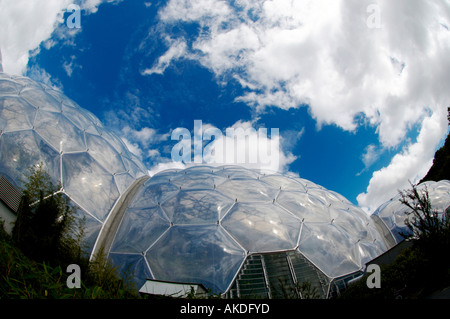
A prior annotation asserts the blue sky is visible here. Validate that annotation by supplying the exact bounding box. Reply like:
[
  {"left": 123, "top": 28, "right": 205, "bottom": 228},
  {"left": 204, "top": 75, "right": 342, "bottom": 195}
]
[{"left": 1, "top": 0, "right": 449, "bottom": 212}]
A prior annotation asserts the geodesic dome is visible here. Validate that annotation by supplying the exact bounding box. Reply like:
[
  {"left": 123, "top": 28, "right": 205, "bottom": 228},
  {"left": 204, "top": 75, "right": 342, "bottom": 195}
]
[
  {"left": 108, "top": 165, "right": 389, "bottom": 297},
  {"left": 0, "top": 72, "right": 148, "bottom": 250},
  {"left": 5, "top": 72, "right": 444, "bottom": 298},
  {"left": 371, "top": 180, "right": 450, "bottom": 245}
]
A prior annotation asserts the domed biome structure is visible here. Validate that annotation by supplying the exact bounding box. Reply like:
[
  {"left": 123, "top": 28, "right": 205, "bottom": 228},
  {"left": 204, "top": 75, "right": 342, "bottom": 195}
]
[
  {"left": 2, "top": 73, "right": 449, "bottom": 298},
  {"left": 108, "top": 165, "right": 391, "bottom": 298},
  {"left": 370, "top": 180, "right": 450, "bottom": 247},
  {"left": 0, "top": 73, "right": 148, "bottom": 251}
]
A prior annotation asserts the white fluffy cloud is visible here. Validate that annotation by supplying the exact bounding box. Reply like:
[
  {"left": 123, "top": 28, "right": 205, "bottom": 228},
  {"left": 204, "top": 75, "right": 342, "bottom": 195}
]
[
  {"left": 0, "top": 0, "right": 120, "bottom": 75},
  {"left": 0, "top": 0, "right": 73, "bottom": 75},
  {"left": 155, "top": 0, "right": 449, "bottom": 144},
  {"left": 145, "top": 119, "right": 298, "bottom": 177},
  {"left": 199, "top": 120, "right": 297, "bottom": 173},
  {"left": 142, "top": 38, "right": 188, "bottom": 75},
  {"left": 152, "top": 0, "right": 450, "bottom": 211},
  {"left": 357, "top": 108, "right": 448, "bottom": 212}
]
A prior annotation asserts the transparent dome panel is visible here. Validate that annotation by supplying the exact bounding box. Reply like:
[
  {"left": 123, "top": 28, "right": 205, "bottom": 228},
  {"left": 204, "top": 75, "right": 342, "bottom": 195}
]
[
  {"left": 222, "top": 202, "right": 301, "bottom": 253},
  {"left": 62, "top": 152, "right": 119, "bottom": 221},
  {"left": 60, "top": 194, "right": 103, "bottom": 253},
  {"left": 169, "top": 171, "right": 227, "bottom": 190},
  {"left": 357, "top": 240, "right": 385, "bottom": 266},
  {"left": 146, "top": 225, "right": 245, "bottom": 293},
  {"left": 424, "top": 181, "right": 450, "bottom": 211},
  {"left": 184, "top": 165, "right": 217, "bottom": 174},
  {"left": 108, "top": 253, "right": 153, "bottom": 289},
  {"left": 34, "top": 110, "right": 87, "bottom": 153},
  {"left": 260, "top": 174, "right": 306, "bottom": 192},
  {"left": 20, "top": 86, "right": 62, "bottom": 113},
  {"left": 216, "top": 179, "right": 278, "bottom": 202},
  {"left": 121, "top": 154, "right": 147, "bottom": 179},
  {"left": 214, "top": 165, "right": 261, "bottom": 180},
  {"left": 114, "top": 172, "right": 136, "bottom": 195},
  {"left": 307, "top": 188, "right": 346, "bottom": 208},
  {"left": 86, "top": 133, "right": 126, "bottom": 174},
  {"left": 1, "top": 96, "right": 37, "bottom": 132},
  {"left": 276, "top": 190, "right": 330, "bottom": 222},
  {"left": 110, "top": 206, "right": 170, "bottom": 254},
  {"left": 329, "top": 207, "right": 372, "bottom": 240},
  {"left": 161, "top": 189, "right": 234, "bottom": 225},
  {"left": 294, "top": 177, "right": 323, "bottom": 190},
  {"left": 0, "top": 130, "right": 60, "bottom": 186},
  {"left": 0, "top": 77, "right": 21, "bottom": 95},
  {"left": 371, "top": 180, "right": 450, "bottom": 244},
  {"left": 298, "top": 222, "right": 361, "bottom": 278},
  {"left": 95, "top": 126, "right": 128, "bottom": 155},
  {"left": 16, "top": 77, "right": 44, "bottom": 91},
  {"left": 376, "top": 196, "right": 409, "bottom": 242},
  {"left": 61, "top": 103, "right": 97, "bottom": 132},
  {"left": 132, "top": 180, "right": 179, "bottom": 207}
]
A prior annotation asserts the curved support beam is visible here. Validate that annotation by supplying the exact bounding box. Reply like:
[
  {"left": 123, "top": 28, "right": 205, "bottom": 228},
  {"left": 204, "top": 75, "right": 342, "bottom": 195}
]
[{"left": 90, "top": 175, "right": 150, "bottom": 260}]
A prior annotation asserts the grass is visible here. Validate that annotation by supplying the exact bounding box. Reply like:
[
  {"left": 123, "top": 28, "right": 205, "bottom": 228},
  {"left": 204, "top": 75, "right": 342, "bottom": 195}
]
[{"left": 0, "top": 220, "right": 140, "bottom": 299}]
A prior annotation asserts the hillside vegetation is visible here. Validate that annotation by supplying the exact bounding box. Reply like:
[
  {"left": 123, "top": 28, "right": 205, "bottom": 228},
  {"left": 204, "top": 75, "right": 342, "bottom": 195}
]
[{"left": 0, "top": 164, "right": 139, "bottom": 299}]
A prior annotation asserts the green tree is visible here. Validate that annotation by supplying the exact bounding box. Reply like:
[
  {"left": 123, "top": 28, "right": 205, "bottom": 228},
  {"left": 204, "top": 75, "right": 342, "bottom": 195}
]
[
  {"left": 399, "top": 182, "right": 450, "bottom": 287},
  {"left": 2, "top": 164, "right": 140, "bottom": 299},
  {"left": 340, "top": 183, "right": 450, "bottom": 299},
  {"left": 399, "top": 182, "right": 450, "bottom": 243},
  {"left": 12, "top": 163, "right": 85, "bottom": 266}
]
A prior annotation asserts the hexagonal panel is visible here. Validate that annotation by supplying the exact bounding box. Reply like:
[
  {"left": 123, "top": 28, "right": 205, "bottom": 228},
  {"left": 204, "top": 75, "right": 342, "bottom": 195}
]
[
  {"left": 133, "top": 178, "right": 179, "bottom": 207},
  {"left": 372, "top": 195, "right": 411, "bottom": 243},
  {"left": 214, "top": 165, "right": 261, "bottom": 180},
  {"left": 260, "top": 174, "right": 306, "bottom": 192},
  {"left": 61, "top": 103, "right": 98, "bottom": 132},
  {"left": 0, "top": 96, "right": 36, "bottom": 132},
  {"left": 34, "top": 110, "right": 87, "bottom": 153},
  {"left": 20, "top": 86, "right": 62, "bottom": 113},
  {"left": 108, "top": 253, "right": 153, "bottom": 289},
  {"left": 0, "top": 130, "right": 60, "bottom": 185},
  {"left": 216, "top": 178, "right": 278, "bottom": 202},
  {"left": 114, "top": 172, "right": 136, "bottom": 195},
  {"left": 146, "top": 225, "right": 246, "bottom": 293},
  {"left": 222, "top": 201, "right": 301, "bottom": 253},
  {"left": 162, "top": 189, "right": 234, "bottom": 224},
  {"left": 62, "top": 152, "right": 119, "bottom": 222},
  {"left": 110, "top": 205, "right": 170, "bottom": 254},
  {"left": 86, "top": 132, "right": 127, "bottom": 175},
  {"left": 298, "top": 222, "right": 361, "bottom": 278},
  {"left": 0, "top": 77, "right": 21, "bottom": 95},
  {"left": 169, "top": 170, "right": 227, "bottom": 190},
  {"left": 276, "top": 190, "right": 330, "bottom": 222}
]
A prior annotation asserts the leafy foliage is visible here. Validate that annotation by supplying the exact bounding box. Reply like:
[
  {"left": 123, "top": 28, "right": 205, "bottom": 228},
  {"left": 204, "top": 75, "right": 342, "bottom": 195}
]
[
  {"left": 0, "top": 164, "right": 139, "bottom": 299},
  {"left": 399, "top": 183, "right": 450, "bottom": 288},
  {"left": 12, "top": 163, "right": 85, "bottom": 266},
  {"left": 400, "top": 183, "right": 450, "bottom": 243},
  {"left": 340, "top": 183, "right": 450, "bottom": 299}
]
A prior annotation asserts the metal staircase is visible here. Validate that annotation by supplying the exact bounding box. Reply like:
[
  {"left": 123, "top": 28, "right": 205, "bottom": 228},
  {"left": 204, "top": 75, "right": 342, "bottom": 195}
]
[
  {"left": 226, "top": 250, "right": 330, "bottom": 299},
  {"left": 287, "top": 251, "right": 329, "bottom": 298},
  {"left": 228, "top": 254, "right": 270, "bottom": 298}
]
